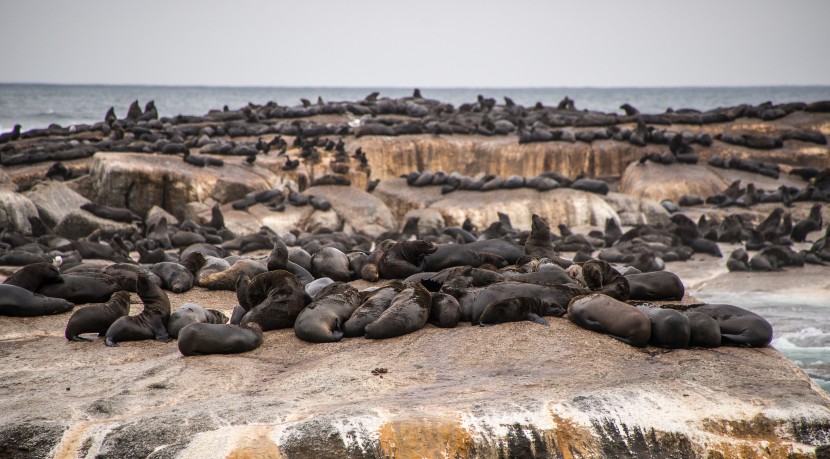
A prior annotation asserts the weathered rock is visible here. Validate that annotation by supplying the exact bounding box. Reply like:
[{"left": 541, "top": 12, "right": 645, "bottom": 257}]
[
  {"left": 373, "top": 178, "right": 446, "bottom": 221},
  {"left": 620, "top": 162, "right": 732, "bottom": 202},
  {"left": 0, "top": 286, "right": 828, "bottom": 458},
  {"left": 0, "top": 189, "right": 38, "bottom": 234},
  {"left": 53, "top": 211, "right": 135, "bottom": 239},
  {"left": 23, "top": 181, "right": 90, "bottom": 228},
  {"left": 403, "top": 208, "right": 447, "bottom": 236},
  {"left": 604, "top": 192, "right": 671, "bottom": 226},
  {"left": 145, "top": 205, "right": 179, "bottom": 227},
  {"left": 428, "top": 187, "right": 620, "bottom": 231},
  {"left": 303, "top": 185, "right": 397, "bottom": 238},
  {"left": 89, "top": 152, "right": 281, "bottom": 220},
  {"left": 305, "top": 209, "right": 341, "bottom": 234},
  {"left": 0, "top": 168, "right": 15, "bottom": 191}
]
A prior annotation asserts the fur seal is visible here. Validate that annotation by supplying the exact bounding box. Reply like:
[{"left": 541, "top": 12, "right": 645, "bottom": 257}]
[
  {"left": 342, "top": 281, "right": 404, "bottom": 337},
  {"left": 637, "top": 306, "right": 690, "bottom": 348},
  {"left": 683, "top": 311, "right": 722, "bottom": 348},
  {"left": 310, "top": 247, "right": 352, "bottom": 282},
  {"left": 478, "top": 297, "right": 551, "bottom": 326},
  {"left": 0, "top": 284, "right": 75, "bottom": 317},
  {"left": 167, "top": 303, "right": 229, "bottom": 338},
  {"left": 197, "top": 258, "right": 266, "bottom": 291},
  {"left": 625, "top": 272, "right": 685, "bottom": 301},
  {"left": 80, "top": 202, "right": 142, "bottom": 223},
  {"left": 177, "top": 322, "right": 263, "bottom": 356},
  {"left": 365, "top": 282, "right": 432, "bottom": 339},
  {"left": 3, "top": 262, "right": 62, "bottom": 291},
  {"left": 150, "top": 261, "right": 196, "bottom": 293},
  {"left": 294, "top": 282, "right": 362, "bottom": 343},
  {"left": 240, "top": 270, "right": 307, "bottom": 331},
  {"left": 36, "top": 272, "right": 123, "bottom": 304},
  {"left": 64, "top": 291, "right": 131, "bottom": 341},
  {"left": 429, "top": 292, "right": 462, "bottom": 328},
  {"left": 523, "top": 214, "right": 571, "bottom": 268},
  {"left": 457, "top": 281, "right": 582, "bottom": 324},
  {"left": 567, "top": 293, "right": 651, "bottom": 347},
  {"left": 379, "top": 240, "right": 437, "bottom": 279},
  {"left": 689, "top": 304, "right": 772, "bottom": 347},
  {"left": 304, "top": 277, "right": 335, "bottom": 299},
  {"left": 104, "top": 274, "right": 172, "bottom": 346}
]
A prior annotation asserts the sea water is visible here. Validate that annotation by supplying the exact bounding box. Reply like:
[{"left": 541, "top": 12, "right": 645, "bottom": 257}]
[{"left": 1, "top": 83, "right": 829, "bottom": 391}]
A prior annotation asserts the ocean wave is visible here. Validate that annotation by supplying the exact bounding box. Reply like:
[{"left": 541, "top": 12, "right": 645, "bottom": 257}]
[{"left": 773, "top": 327, "right": 830, "bottom": 350}]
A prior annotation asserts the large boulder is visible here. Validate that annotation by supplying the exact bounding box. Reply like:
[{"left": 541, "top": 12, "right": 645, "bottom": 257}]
[
  {"left": 0, "top": 190, "right": 38, "bottom": 234},
  {"left": 303, "top": 185, "right": 397, "bottom": 238},
  {"left": 89, "top": 152, "right": 282, "bottom": 220},
  {"left": 0, "top": 169, "right": 15, "bottom": 191},
  {"left": 604, "top": 192, "right": 671, "bottom": 226},
  {"left": 24, "top": 181, "right": 90, "bottom": 228},
  {"left": 373, "top": 178, "right": 446, "bottom": 221},
  {"left": 620, "top": 162, "right": 731, "bottom": 203}
]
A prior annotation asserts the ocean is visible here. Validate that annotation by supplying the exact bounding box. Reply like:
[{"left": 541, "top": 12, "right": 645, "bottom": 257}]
[{"left": 1, "top": 83, "right": 829, "bottom": 391}]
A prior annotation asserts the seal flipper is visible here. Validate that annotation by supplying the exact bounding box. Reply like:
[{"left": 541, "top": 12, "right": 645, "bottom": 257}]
[
  {"left": 230, "top": 306, "right": 247, "bottom": 325},
  {"left": 70, "top": 335, "right": 94, "bottom": 342},
  {"left": 610, "top": 335, "right": 647, "bottom": 348},
  {"left": 527, "top": 313, "right": 549, "bottom": 326},
  {"left": 105, "top": 337, "right": 119, "bottom": 347}
]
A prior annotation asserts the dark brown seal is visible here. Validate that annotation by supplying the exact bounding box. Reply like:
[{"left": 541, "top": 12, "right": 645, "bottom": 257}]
[
  {"left": 65, "top": 291, "right": 131, "bottom": 341},
  {"left": 104, "top": 274, "right": 172, "bottom": 346}
]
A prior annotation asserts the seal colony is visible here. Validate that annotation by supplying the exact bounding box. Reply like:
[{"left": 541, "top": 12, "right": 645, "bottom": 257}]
[{"left": 1, "top": 91, "right": 828, "bottom": 357}]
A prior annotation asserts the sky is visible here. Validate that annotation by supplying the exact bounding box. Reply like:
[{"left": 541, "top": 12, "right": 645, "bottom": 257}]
[{"left": 1, "top": 0, "right": 829, "bottom": 88}]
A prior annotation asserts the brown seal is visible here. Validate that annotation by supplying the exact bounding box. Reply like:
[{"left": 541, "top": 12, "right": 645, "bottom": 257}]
[
  {"left": 65, "top": 291, "right": 131, "bottom": 341},
  {"left": 177, "top": 322, "right": 263, "bottom": 356},
  {"left": 294, "top": 282, "right": 362, "bottom": 343},
  {"left": 567, "top": 293, "right": 651, "bottom": 347},
  {"left": 104, "top": 274, "right": 172, "bottom": 346},
  {"left": 364, "top": 282, "right": 432, "bottom": 339}
]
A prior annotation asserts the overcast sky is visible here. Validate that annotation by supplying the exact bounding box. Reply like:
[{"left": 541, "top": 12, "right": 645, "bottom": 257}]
[{"left": 2, "top": 0, "right": 829, "bottom": 88}]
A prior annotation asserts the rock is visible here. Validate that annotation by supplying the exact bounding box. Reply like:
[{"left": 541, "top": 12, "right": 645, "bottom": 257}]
[
  {"left": 403, "top": 208, "right": 446, "bottom": 236},
  {"left": 303, "top": 185, "right": 396, "bottom": 238},
  {"left": 24, "top": 181, "right": 90, "bottom": 228},
  {"left": 53, "top": 211, "right": 135, "bottom": 239},
  {"left": 620, "top": 162, "right": 731, "bottom": 202},
  {"left": 428, "top": 188, "right": 619, "bottom": 231},
  {"left": 604, "top": 192, "right": 671, "bottom": 226},
  {"left": 0, "top": 189, "right": 38, "bottom": 234},
  {"left": 0, "top": 168, "right": 16, "bottom": 191},
  {"left": 306, "top": 209, "right": 341, "bottom": 233},
  {"left": 89, "top": 152, "right": 281, "bottom": 220},
  {"left": 185, "top": 201, "right": 213, "bottom": 223},
  {"left": 373, "top": 178, "right": 446, "bottom": 221},
  {"left": 0, "top": 287, "right": 828, "bottom": 458},
  {"left": 145, "top": 205, "right": 179, "bottom": 227}
]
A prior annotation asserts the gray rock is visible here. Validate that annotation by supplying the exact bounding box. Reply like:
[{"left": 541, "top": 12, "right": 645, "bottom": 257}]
[
  {"left": 0, "top": 189, "right": 38, "bottom": 234},
  {"left": 24, "top": 181, "right": 90, "bottom": 228}
]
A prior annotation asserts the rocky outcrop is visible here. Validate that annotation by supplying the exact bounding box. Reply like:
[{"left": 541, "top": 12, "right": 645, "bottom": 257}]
[
  {"left": 303, "top": 185, "right": 397, "bottom": 238},
  {"left": 374, "top": 179, "right": 619, "bottom": 231},
  {"left": 88, "top": 152, "right": 283, "bottom": 220},
  {"left": 0, "top": 190, "right": 37, "bottom": 234},
  {"left": 603, "top": 192, "right": 671, "bottom": 226},
  {"left": 0, "top": 286, "right": 827, "bottom": 458},
  {"left": 620, "top": 162, "right": 732, "bottom": 203}
]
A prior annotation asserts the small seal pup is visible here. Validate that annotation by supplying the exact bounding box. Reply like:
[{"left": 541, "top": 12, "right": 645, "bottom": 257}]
[
  {"left": 364, "top": 282, "right": 432, "bottom": 339},
  {"left": 167, "top": 303, "right": 229, "bottom": 338},
  {"left": 65, "top": 291, "right": 131, "bottom": 341},
  {"left": 104, "top": 274, "right": 172, "bottom": 346},
  {"left": 177, "top": 322, "right": 263, "bottom": 356},
  {"left": 294, "top": 282, "right": 362, "bottom": 343},
  {"left": 567, "top": 293, "right": 651, "bottom": 347}
]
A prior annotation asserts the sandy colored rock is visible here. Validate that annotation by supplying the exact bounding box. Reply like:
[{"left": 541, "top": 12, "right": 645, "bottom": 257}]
[
  {"left": 620, "top": 162, "right": 732, "bottom": 202},
  {"left": 428, "top": 187, "right": 620, "bottom": 231},
  {"left": 0, "top": 168, "right": 15, "bottom": 191},
  {"left": 603, "top": 192, "right": 671, "bottom": 226},
  {"left": 0, "top": 189, "right": 37, "bottom": 234},
  {"left": 89, "top": 152, "right": 282, "bottom": 220},
  {"left": 145, "top": 205, "right": 179, "bottom": 227},
  {"left": 373, "top": 178, "right": 446, "bottom": 221},
  {"left": 404, "top": 208, "right": 446, "bottom": 235},
  {"left": 24, "top": 180, "right": 90, "bottom": 228},
  {"left": 303, "top": 185, "right": 397, "bottom": 238}
]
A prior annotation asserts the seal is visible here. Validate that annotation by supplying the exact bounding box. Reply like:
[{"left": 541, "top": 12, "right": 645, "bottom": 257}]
[
  {"left": 567, "top": 293, "right": 651, "bottom": 347},
  {"left": 342, "top": 281, "right": 404, "bottom": 337},
  {"left": 310, "top": 247, "right": 352, "bottom": 282},
  {"left": 625, "top": 272, "right": 685, "bottom": 301},
  {"left": 637, "top": 306, "right": 690, "bottom": 348},
  {"left": 102, "top": 263, "right": 163, "bottom": 291},
  {"left": 3, "top": 262, "right": 62, "bottom": 291},
  {"left": 166, "top": 303, "right": 229, "bottom": 338},
  {"left": 177, "top": 322, "right": 263, "bottom": 356},
  {"left": 240, "top": 270, "right": 307, "bottom": 331},
  {"left": 267, "top": 241, "right": 316, "bottom": 285},
  {"left": 378, "top": 240, "right": 437, "bottom": 279},
  {"left": 104, "top": 274, "right": 172, "bottom": 346},
  {"left": 683, "top": 310, "right": 722, "bottom": 348},
  {"left": 456, "top": 281, "right": 582, "bottom": 324},
  {"left": 294, "top": 282, "right": 362, "bottom": 343},
  {"left": 365, "top": 282, "right": 432, "bottom": 339},
  {"left": 0, "top": 284, "right": 75, "bottom": 317},
  {"left": 36, "top": 272, "right": 123, "bottom": 304},
  {"left": 523, "top": 214, "right": 571, "bottom": 267},
  {"left": 64, "top": 291, "right": 131, "bottom": 341},
  {"left": 80, "top": 202, "right": 142, "bottom": 223},
  {"left": 305, "top": 277, "right": 335, "bottom": 299},
  {"left": 150, "top": 261, "right": 195, "bottom": 293},
  {"left": 689, "top": 304, "right": 772, "bottom": 347},
  {"left": 478, "top": 297, "right": 551, "bottom": 326},
  {"left": 429, "top": 292, "right": 462, "bottom": 328},
  {"left": 197, "top": 258, "right": 266, "bottom": 291}
]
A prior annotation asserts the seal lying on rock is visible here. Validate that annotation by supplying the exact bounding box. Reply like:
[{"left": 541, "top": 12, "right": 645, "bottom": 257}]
[
  {"left": 177, "top": 322, "right": 263, "bottom": 356},
  {"left": 567, "top": 293, "right": 651, "bottom": 347},
  {"left": 688, "top": 304, "right": 772, "bottom": 347},
  {"left": 239, "top": 270, "right": 307, "bottom": 331},
  {"left": 342, "top": 281, "right": 404, "bottom": 337},
  {"left": 3, "top": 262, "right": 62, "bottom": 291},
  {"left": 637, "top": 306, "right": 690, "bottom": 348},
  {"left": 104, "top": 274, "right": 172, "bottom": 346},
  {"left": 364, "top": 281, "right": 432, "bottom": 339},
  {"left": 65, "top": 291, "right": 131, "bottom": 341},
  {"left": 625, "top": 271, "right": 685, "bottom": 301},
  {"left": 478, "top": 297, "right": 552, "bottom": 326},
  {"left": 0, "top": 284, "right": 75, "bottom": 317},
  {"left": 166, "top": 303, "right": 229, "bottom": 338},
  {"left": 294, "top": 282, "right": 362, "bottom": 343}
]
